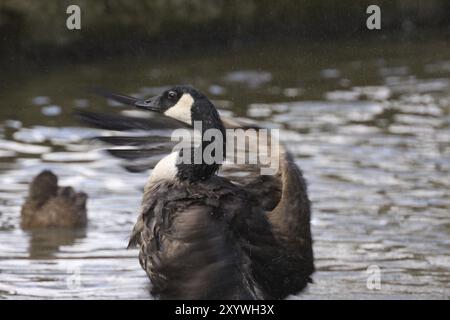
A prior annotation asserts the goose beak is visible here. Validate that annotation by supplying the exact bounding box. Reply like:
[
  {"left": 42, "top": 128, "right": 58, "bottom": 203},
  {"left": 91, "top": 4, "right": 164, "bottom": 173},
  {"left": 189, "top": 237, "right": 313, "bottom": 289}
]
[{"left": 135, "top": 96, "right": 161, "bottom": 112}]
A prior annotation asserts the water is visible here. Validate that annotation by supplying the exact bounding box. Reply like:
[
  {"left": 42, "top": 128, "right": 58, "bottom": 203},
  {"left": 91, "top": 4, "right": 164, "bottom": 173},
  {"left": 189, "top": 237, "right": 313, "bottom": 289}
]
[{"left": 0, "top": 37, "right": 449, "bottom": 299}]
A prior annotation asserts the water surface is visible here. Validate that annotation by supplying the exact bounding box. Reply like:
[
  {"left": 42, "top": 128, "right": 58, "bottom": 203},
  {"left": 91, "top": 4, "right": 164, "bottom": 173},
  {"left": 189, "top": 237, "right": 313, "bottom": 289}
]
[{"left": 0, "top": 38, "right": 449, "bottom": 299}]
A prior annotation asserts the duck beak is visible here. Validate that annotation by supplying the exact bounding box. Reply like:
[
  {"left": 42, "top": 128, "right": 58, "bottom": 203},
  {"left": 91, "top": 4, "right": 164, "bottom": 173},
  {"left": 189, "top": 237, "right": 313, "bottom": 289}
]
[
  {"left": 90, "top": 86, "right": 163, "bottom": 113},
  {"left": 135, "top": 96, "right": 161, "bottom": 112}
]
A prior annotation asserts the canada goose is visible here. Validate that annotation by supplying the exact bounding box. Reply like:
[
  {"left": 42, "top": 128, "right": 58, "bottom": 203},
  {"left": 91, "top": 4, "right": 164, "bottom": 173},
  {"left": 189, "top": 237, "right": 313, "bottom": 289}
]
[
  {"left": 21, "top": 170, "right": 88, "bottom": 229},
  {"left": 77, "top": 86, "right": 313, "bottom": 299}
]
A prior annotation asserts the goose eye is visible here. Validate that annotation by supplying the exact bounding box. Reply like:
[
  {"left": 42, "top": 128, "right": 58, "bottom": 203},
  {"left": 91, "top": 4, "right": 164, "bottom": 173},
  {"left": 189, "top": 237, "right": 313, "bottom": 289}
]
[{"left": 168, "top": 91, "right": 177, "bottom": 100}]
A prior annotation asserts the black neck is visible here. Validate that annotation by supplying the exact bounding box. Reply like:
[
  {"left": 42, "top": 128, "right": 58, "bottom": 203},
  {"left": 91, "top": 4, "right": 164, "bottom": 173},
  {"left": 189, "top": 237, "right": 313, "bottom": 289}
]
[{"left": 176, "top": 104, "right": 226, "bottom": 182}]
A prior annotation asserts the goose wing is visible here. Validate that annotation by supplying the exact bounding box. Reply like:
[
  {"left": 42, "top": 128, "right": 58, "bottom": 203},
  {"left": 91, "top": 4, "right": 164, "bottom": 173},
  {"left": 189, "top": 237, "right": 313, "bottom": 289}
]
[
  {"left": 129, "top": 176, "right": 311, "bottom": 299},
  {"left": 75, "top": 110, "right": 182, "bottom": 172},
  {"left": 76, "top": 108, "right": 283, "bottom": 209},
  {"left": 76, "top": 102, "right": 312, "bottom": 242},
  {"left": 128, "top": 180, "right": 259, "bottom": 299}
]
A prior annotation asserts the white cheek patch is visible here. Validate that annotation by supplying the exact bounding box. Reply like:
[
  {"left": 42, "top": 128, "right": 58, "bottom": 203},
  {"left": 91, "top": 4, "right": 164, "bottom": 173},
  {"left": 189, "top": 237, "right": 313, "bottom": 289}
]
[{"left": 164, "top": 93, "right": 194, "bottom": 124}]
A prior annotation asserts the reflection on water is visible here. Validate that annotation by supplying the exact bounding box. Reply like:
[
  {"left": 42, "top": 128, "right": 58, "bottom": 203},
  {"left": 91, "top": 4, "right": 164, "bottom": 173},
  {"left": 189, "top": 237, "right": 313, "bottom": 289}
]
[
  {"left": 27, "top": 228, "right": 87, "bottom": 260},
  {"left": 0, "top": 37, "right": 449, "bottom": 299}
]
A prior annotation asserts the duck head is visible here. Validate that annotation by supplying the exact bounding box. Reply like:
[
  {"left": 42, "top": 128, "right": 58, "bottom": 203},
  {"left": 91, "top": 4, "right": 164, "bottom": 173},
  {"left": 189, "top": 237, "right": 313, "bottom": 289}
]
[
  {"left": 29, "top": 170, "right": 58, "bottom": 205},
  {"left": 135, "top": 85, "right": 224, "bottom": 132},
  {"left": 137, "top": 86, "right": 226, "bottom": 182}
]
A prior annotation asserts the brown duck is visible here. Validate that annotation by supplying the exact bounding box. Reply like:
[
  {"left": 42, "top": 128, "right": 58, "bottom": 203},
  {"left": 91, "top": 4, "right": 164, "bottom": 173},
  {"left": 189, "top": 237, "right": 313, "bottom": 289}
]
[{"left": 21, "top": 170, "right": 88, "bottom": 229}]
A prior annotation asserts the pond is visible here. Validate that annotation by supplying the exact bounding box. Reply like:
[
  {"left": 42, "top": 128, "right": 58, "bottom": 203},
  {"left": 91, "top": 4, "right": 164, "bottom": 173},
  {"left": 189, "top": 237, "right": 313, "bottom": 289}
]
[{"left": 0, "top": 37, "right": 449, "bottom": 299}]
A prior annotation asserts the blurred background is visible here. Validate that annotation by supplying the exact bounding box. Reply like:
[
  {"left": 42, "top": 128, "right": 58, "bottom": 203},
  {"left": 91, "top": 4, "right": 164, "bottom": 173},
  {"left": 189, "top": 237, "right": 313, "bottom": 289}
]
[{"left": 0, "top": 1, "right": 449, "bottom": 299}]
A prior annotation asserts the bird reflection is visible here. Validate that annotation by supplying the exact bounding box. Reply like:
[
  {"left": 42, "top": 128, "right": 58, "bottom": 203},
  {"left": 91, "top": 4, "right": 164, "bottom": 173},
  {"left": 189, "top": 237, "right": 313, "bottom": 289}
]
[{"left": 27, "top": 228, "right": 86, "bottom": 259}]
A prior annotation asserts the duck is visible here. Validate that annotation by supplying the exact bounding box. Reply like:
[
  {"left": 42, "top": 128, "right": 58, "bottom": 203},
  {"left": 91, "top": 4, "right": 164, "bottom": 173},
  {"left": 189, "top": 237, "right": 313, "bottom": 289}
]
[
  {"left": 77, "top": 85, "right": 314, "bottom": 299},
  {"left": 21, "top": 170, "right": 88, "bottom": 229}
]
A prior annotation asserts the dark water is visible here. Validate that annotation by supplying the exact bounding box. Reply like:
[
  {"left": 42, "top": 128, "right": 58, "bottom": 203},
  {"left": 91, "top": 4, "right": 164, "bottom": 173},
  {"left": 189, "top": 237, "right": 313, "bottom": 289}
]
[{"left": 0, "top": 37, "right": 449, "bottom": 299}]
